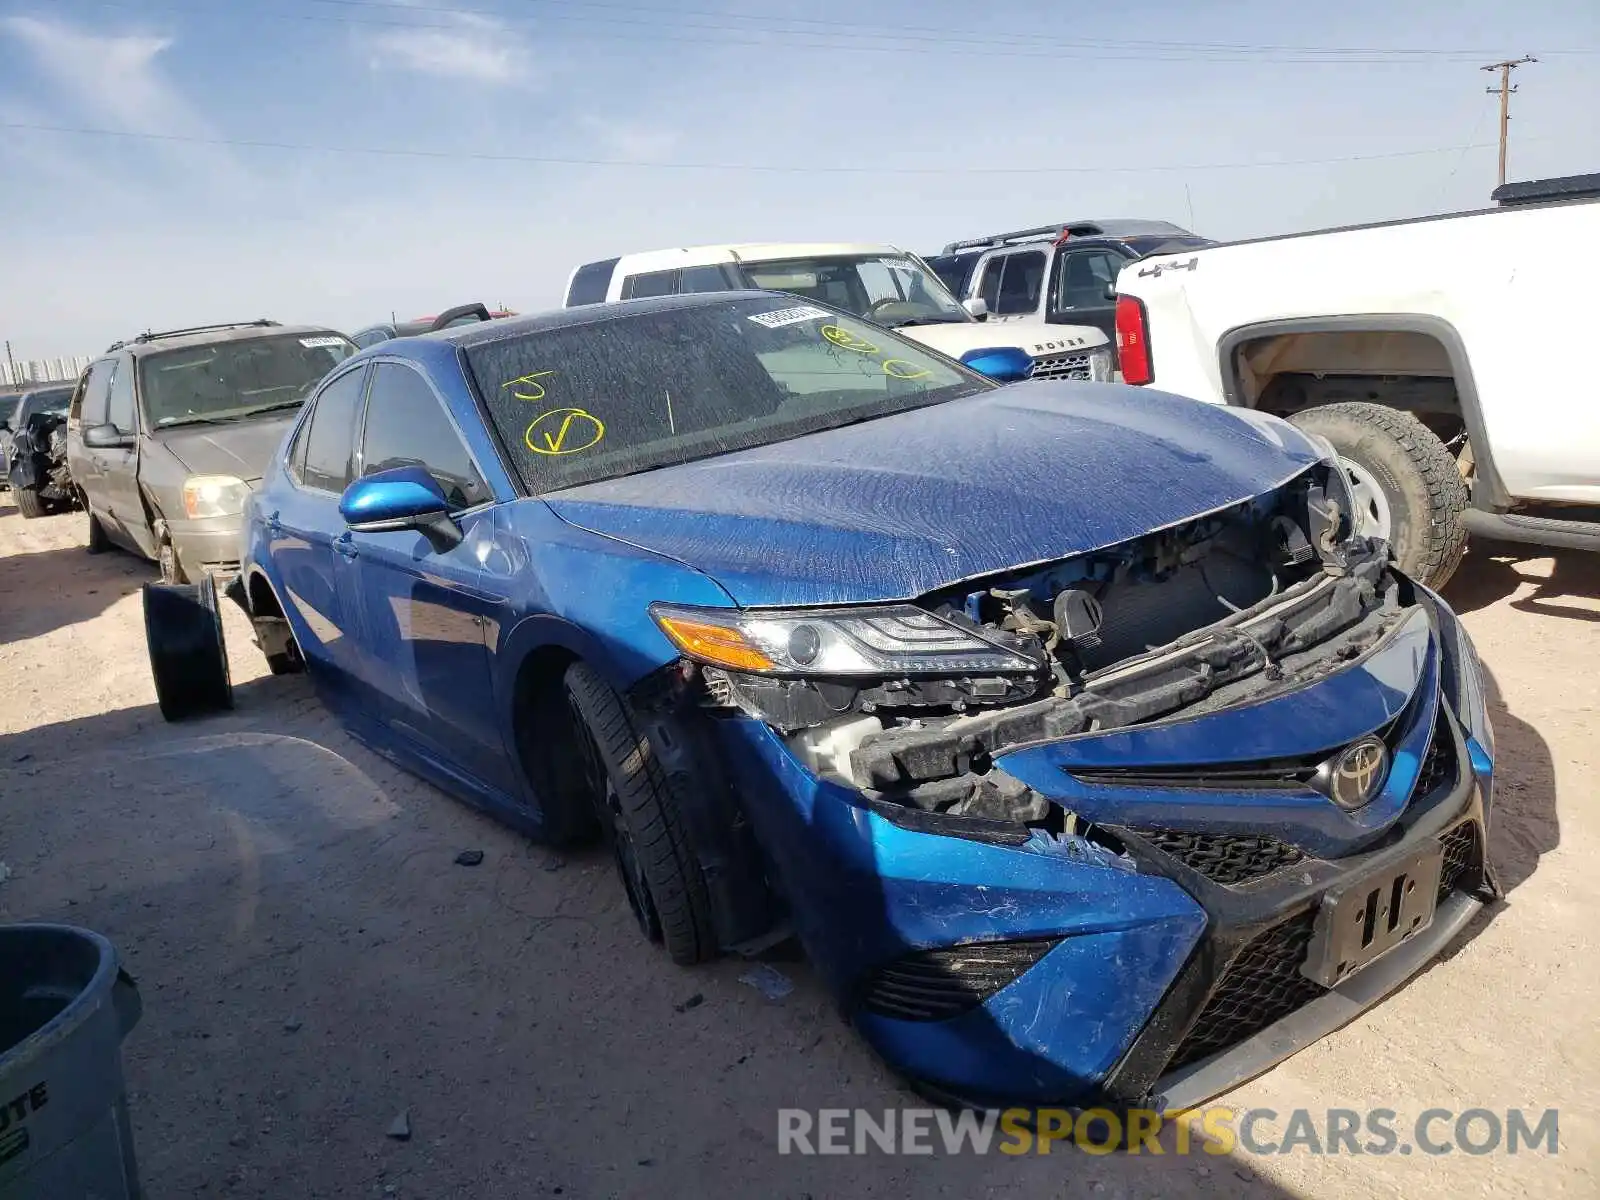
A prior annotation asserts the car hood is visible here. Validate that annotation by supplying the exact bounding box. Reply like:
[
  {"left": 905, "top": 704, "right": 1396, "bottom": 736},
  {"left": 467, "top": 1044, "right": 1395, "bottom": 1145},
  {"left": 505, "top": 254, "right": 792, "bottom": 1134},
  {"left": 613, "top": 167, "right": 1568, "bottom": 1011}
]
[
  {"left": 902, "top": 320, "right": 1107, "bottom": 357},
  {"left": 155, "top": 411, "right": 299, "bottom": 483},
  {"left": 543, "top": 381, "right": 1324, "bottom": 607}
]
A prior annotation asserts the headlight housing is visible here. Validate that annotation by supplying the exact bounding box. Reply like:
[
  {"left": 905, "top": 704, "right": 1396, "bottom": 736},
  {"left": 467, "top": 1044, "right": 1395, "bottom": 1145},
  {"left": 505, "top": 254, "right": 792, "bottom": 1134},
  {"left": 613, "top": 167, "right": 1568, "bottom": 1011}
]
[
  {"left": 182, "top": 474, "right": 250, "bottom": 519},
  {"left": 649, "top": 602, "right": 1043, "bottom": 677}
]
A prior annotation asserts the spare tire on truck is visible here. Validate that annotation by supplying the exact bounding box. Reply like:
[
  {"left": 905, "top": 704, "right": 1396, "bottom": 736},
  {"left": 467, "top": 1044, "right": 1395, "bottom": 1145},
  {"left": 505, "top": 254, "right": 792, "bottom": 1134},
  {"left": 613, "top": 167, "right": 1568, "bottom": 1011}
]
[
  {"left": 1289, "top": 402, "right": 1469, "bottom": 589},
  {"left": 143, "top": 572, "right": 234, "bottom": 721}
]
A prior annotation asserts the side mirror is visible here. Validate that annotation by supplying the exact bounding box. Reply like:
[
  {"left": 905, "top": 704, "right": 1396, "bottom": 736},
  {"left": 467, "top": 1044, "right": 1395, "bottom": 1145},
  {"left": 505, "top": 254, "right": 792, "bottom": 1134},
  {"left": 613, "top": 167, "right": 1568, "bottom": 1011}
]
[
  {"left": 959, "top": 346, "right": 1034, "bottom": 383},
  {"left": 962, "top": 297, "right": 989, "bottom": 321},
  {"left": 83, "top": 423, "right": 134, "bottom": 449},
  {"left": 1102, "top": 283, "right": 1118, "bottom": 302},
  {"left": 339, "top": 466, "right": 462, "bottom": 550}
]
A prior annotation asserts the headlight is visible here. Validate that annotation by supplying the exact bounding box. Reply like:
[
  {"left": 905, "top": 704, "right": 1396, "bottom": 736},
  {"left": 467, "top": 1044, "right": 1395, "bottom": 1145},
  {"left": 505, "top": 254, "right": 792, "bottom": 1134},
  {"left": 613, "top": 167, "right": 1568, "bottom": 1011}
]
[
  {"left": 182, "top": 474, "right": 250, "bottom": 519},
  {"left": 649, "top": 602, "right": 1043, "bottom": 676},
  {"left": 1432, "top": 597, "right": 1494, "bottom": 758},
  {"left": 1088, "top": 347, "right": 1115, "bottom": 382}
]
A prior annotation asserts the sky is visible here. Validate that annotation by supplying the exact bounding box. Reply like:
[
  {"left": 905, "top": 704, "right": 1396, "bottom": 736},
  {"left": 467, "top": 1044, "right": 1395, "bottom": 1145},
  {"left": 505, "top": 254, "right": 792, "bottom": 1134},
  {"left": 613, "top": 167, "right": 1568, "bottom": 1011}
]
[{"left": 1, "top": 0, "right": 1597, "bottom": 358}]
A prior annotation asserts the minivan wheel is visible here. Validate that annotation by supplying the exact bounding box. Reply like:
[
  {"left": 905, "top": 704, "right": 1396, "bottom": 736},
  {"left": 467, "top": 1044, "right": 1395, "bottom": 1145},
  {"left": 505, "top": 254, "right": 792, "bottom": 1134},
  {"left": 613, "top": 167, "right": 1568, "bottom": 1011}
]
[
  {"left": 86, "top": 511, "right": 109, "bottom": 554},
  {"left": 158, "top": 538, "right": 187, "bottom": 584},
  {"left": 563, "top": 662, "right": 717, "bottom": 965}
]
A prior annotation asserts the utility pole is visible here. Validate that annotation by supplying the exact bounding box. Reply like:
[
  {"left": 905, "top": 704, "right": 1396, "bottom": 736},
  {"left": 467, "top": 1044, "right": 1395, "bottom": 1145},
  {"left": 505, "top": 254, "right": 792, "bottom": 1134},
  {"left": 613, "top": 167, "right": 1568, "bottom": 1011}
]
[
  {"left": 1482, "top": 56, "right": 1537, "bottom": 188},
  {"left": 3, "top": 341, "right": 16, "bottom": 387}
]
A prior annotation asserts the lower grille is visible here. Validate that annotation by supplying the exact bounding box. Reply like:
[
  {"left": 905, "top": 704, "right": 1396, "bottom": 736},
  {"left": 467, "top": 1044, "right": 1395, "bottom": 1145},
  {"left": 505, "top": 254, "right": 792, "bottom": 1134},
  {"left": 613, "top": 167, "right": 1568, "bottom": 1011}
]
[
  {"left": 1029, "top": 352, "right": 1093, "bottom": 381},
  {"left": 860, "top": 939, "right": 1060, "bottom": 1022},
  {"left": 1133, "top": 829, "right": 1304, "bottom": 885},
  {"left": 1167, "top": 911, "right": 1326, "bottom": 1069},
  {"left": 1414, "top": 723, "right": 1457, "bottom": 798},
  {"left": 1437, "top": 821, "right": 1481, "bottom": 900}
]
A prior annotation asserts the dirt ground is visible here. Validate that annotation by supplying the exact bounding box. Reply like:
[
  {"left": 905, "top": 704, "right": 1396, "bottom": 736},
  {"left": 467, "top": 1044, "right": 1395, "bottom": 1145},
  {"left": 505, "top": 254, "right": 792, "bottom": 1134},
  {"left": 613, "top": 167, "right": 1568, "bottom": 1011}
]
[{"left": 1, "top": 501, "right": 1596, "bottom": 1200}]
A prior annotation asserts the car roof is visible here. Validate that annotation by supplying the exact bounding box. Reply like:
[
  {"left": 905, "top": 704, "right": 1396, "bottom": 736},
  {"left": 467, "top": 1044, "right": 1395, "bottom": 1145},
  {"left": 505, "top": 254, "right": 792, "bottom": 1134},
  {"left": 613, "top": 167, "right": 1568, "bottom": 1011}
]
[
  {"left": 376, "top": 291, "right": 785, "bottom": 359},
  {"left": 113, "top": 323, "right": 350, "bottom": 359},
  {"left": 610, "top": 242, "right": 907, "bottom": 273}
]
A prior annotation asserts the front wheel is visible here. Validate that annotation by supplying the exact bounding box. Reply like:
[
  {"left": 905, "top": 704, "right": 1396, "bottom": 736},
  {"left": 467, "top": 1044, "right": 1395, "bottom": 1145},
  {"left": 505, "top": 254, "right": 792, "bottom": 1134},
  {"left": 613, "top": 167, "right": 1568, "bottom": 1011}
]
[
  {"left": 86, "top": 511, "right": 109, "bottom": 554},
  {"left": 563, "top": 662, "right": 718, "bottom": 965},
  {"left": 1289, "top": 402, "right": 1468, "bottom": 589},
  {"left": 14, "top": 485, "right": 47, "bottom": 519}
]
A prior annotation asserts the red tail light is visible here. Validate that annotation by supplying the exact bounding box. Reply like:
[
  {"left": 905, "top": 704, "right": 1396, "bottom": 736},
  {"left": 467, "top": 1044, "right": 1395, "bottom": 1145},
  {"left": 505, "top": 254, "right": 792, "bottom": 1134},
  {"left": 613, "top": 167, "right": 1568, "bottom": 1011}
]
[{"left": 1115, "top": 295, "right": 1153, "bottom": 385}]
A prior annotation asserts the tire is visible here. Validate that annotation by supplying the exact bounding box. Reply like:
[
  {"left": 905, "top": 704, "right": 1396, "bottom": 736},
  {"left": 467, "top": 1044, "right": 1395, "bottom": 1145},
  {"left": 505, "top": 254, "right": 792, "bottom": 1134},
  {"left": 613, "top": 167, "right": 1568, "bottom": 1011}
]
[
  {"left": 143, "top": 573, "right": 234, "bottom": 721},
  {"left": 158, "top": 538, "right": 187, "bottom": 584},
  {"left": 86, "top": 511, "right": 109, "bottom": 554},
  {"left": 1289, "top": 402, "right": 1468, "bottom": 589},
  {"left": 14, "top": 485, "right": 47, "bottom": 519},
  {"left": 563, "top": 662, "right": 717, "bottom": 965}
]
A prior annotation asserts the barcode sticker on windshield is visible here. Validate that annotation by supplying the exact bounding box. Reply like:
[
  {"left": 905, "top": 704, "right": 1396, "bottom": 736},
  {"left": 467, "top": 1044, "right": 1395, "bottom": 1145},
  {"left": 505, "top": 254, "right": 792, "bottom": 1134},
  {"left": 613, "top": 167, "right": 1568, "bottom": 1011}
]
[
  {"left": 747, "top": 305, "right": 830, "bottom": 329},
  {"left": 300, "top": 336, "right": 345, "bottom": 348}
]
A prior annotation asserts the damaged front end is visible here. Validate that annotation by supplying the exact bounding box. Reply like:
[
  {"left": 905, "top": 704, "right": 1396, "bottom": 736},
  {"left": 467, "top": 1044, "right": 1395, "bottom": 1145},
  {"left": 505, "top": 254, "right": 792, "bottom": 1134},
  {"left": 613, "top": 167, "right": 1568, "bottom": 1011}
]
[
  {"left": 7, "top": 410, "right": 77, "bottom": 508},
  {"left": 659, "top": 458, "right": 1392, "bottom": 836},
  {"left": 640, "top": 454, "right": 1497, "bottom": 1108}
]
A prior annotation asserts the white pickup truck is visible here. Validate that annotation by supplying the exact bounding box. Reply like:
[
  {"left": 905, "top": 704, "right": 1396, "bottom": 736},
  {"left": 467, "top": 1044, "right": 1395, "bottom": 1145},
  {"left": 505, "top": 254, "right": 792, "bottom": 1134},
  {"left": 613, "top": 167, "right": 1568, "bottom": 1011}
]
[{"left": 1113, "top": 172, "right": 1600, "bottom": 587}]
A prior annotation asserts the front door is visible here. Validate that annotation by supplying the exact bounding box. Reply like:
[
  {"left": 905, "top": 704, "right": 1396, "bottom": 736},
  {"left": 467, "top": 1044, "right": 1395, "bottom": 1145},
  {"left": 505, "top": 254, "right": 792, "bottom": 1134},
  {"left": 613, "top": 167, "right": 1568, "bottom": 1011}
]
[
  {"left": 345, "top": 361, "right": 511, "bottom": 794},
  {"left": 103, "top": 358, "right": 158, "bottom": 557},
  {"left": 1046, "top": 247, "right": 1128, "bottom": 342}
]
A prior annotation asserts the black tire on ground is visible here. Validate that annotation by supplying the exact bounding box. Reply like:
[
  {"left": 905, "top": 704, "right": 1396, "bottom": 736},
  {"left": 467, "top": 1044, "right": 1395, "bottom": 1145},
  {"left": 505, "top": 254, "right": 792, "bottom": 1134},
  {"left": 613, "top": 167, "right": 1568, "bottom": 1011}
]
[
  {"left": 1289, "top": 402, "right": 1469, "bottom": 589},
  {"left": 143, "top": 573, "right": 234, "bottom": 721},
  {"left": 86, "top": 511, "right": 109, "bottom": 554},
  {"left": 14, "top": 485, "right": 47, "bottom": 519},
  {"left": 563, "top": 662, "right": 718, "bottom": 965}
]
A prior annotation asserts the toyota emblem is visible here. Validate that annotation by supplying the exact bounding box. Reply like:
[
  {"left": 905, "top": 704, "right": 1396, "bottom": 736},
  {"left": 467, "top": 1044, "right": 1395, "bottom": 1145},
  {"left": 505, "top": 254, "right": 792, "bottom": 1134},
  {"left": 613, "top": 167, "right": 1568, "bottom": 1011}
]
[{"left": 1316, "top": 736, "right": 1391, "bottom": 810}]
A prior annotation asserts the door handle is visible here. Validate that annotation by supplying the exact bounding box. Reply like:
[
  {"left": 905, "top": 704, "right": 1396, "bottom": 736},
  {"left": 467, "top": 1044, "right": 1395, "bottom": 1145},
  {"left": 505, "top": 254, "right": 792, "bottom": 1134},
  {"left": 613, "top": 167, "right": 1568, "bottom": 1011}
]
[{"left": 333, "top": 533, "right": 358, "bottom": 560}]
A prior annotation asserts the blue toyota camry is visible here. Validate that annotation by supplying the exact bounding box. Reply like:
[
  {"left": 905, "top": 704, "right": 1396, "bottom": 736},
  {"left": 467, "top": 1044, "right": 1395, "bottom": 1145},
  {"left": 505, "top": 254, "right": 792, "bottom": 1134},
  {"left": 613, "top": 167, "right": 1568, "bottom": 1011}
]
[{"left": 146, "top": 292, "right": 1497, "bottom": 1112}]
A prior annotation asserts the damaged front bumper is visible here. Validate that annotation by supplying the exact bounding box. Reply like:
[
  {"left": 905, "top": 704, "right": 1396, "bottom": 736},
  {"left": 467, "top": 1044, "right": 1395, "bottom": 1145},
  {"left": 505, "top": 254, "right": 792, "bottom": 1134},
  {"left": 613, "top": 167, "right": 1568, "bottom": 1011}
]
[{"left": 706, "top": 586, "right": 1497, "bottom": 1110}]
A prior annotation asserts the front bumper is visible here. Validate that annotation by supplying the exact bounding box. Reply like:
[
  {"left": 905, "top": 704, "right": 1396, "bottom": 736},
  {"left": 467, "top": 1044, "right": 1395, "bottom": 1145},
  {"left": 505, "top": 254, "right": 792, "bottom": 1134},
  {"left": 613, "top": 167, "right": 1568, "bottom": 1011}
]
[
  {"left": 166, "top": 515, "right": 246, "bottom": 578},
  {"left": 711, "top": 636, "right": 1495, "bottom": 1109}
]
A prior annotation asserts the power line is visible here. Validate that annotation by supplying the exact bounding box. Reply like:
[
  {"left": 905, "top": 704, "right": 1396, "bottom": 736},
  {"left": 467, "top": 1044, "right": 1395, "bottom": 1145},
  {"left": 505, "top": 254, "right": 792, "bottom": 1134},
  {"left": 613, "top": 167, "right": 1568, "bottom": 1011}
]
[
  {"left": 0, "top": 120, "right": 1537, "bottom": 175},
  {"left": 64, "top": 2, "right": 1596, "bottom": 64},
  {"left": 1482, "top": 56, "right": 1537, "bottom": 187}
]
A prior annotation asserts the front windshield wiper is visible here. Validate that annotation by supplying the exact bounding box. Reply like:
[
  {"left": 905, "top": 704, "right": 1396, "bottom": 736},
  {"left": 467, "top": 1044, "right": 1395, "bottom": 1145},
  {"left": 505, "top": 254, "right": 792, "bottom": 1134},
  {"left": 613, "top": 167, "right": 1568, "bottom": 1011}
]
[
  {"left": 233, "top": 397, "right": 308, "bottom": 417},
  {"left": 889, "top": 315, "right": 966, "bottom": 328}
]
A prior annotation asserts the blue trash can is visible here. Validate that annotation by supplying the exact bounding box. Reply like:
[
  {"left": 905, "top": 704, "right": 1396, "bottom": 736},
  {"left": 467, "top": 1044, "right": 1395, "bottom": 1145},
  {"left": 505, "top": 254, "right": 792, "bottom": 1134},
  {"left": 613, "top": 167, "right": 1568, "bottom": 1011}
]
[{"left": 0, "top": 924, "right": 143, "bottom": 1200}]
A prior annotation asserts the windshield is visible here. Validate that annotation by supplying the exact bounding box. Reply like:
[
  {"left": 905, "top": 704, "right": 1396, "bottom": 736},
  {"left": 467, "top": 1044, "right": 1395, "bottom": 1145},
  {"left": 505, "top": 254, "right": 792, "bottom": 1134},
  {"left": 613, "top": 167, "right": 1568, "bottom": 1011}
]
[
  {"left": 0, "top": 398, "right": 18, "bottom": 426},
  {"left": 139, "top": 333, "right": 356, "bottom": 428},
  {"left": 465, "top": 297, "right": 992, "bottom": 493},
  {"left": 736, "top": 254, "right": 968, "bottom": 329},
  {"left": 19, "top": 387, "right": 73, "bottom": 419}
]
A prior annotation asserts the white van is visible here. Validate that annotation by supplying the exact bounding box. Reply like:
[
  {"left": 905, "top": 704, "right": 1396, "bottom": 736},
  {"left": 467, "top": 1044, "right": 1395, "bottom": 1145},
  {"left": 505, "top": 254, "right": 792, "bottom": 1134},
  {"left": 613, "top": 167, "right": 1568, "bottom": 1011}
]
[{"left": 564, "top": 242, "right": 1114, "bottom": 382}]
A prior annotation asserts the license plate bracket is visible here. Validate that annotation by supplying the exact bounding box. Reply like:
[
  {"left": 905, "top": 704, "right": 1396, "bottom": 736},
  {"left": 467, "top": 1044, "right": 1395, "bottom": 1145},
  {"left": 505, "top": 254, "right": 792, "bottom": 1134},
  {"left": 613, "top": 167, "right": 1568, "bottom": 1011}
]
[{"left": 1302, "top": 842, "right": 1444, "bottom": 987}]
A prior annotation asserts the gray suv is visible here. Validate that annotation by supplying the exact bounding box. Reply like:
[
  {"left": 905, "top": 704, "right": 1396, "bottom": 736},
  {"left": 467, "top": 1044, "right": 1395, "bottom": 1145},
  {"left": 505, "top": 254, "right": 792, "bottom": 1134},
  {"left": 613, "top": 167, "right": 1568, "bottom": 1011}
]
[{"left": 66, "top": 320, "right": 356, "bottom": 581}]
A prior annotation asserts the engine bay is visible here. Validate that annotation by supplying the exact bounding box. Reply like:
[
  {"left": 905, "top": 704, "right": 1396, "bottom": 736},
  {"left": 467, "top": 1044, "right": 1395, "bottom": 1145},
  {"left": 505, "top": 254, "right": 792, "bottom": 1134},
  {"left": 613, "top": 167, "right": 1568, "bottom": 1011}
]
[{"left": 672, "top": 462, "right": 1406, "bottom": 830}]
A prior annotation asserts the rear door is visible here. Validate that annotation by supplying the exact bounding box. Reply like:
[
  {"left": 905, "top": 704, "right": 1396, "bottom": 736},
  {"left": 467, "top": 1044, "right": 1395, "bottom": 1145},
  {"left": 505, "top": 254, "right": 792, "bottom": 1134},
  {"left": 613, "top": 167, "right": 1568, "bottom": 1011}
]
[
  {"left": 1046, "top": 246, "right": 1129, "bottom": 342},
  {"left": 269, "top": 364, "right": 371, "bottom": 698},
  {"left": 977, "top": 249, "right": 1049, "bottom": 323},
  {"left": 346, "top": 361, "right": 511, "bottom": 791}
]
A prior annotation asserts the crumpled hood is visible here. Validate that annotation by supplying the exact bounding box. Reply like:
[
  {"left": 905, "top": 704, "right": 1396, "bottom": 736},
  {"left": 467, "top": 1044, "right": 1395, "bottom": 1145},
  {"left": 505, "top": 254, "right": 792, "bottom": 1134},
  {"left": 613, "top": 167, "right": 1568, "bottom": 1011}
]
[
  {"left": 155, "top": 411, "right": 298, "bottom": 483},
  {"left": 544, "top": 381, "right": 1324, "bottom": 607},
  {"left": 904, "top": 320, "right": 1108, "bottom": 357}
]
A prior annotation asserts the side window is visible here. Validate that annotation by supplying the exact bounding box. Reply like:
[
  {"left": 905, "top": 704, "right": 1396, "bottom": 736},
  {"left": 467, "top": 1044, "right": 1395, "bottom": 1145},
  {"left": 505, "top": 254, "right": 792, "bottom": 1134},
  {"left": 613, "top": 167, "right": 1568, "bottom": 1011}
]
[
  {"left": 567, "top": 258, "right": 619, "bottom": 305},
  {"left": 300, "top": 367, "right": 368, "bottom": 493},
  {"left": 977, "top": 256, "right": 1005, "bottom": 313},
  {"left": 622, "top": 269, "right": 680, "bottom": 299},
  {"left": 107, "top": 359, "right": 136, "bottom": 432},
  {"left": 678, "top": 265, "right": 733, "bottom": 294},
  {"left": 1052, "top": 249, "right": 1125, "bottom": 313},
  {"left": 353, "top": 329, "right": 391, "bottom": 349},
  {"left": 360, "top": 363, "right": 488, "bottom": 510},
  {"left": 994, "top": 251, "right": 1046, "bottom": 316},
  {"left": 78, "top": 359, "right": 115, "bottom": 426}
]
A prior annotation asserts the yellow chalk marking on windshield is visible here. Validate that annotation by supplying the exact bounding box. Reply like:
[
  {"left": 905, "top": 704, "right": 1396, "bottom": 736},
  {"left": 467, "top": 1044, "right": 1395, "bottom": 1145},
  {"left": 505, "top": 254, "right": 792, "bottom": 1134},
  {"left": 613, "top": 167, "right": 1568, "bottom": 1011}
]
[
  {"left": 821, "top": 324, "right": 879, "bottom": 355},
  {"left": 525, "top": 407, "right": 605, "bottom": 455},
  {"left": 503, "top": 370, "right": 556, "bottom": 403},
  {"left": 882, "top": 359, "right": 932, "bottom": 380}
]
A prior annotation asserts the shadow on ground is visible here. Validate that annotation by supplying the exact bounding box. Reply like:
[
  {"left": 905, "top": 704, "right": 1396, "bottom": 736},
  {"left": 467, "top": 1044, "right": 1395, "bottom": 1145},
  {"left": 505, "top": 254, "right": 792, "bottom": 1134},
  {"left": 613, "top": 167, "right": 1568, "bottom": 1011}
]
[
  {"left": 0, "top": 679, "right": 1310, "bottom": 1199},
  {"left": 1443, "top": 542, "right": 1600, "bottom": 621},
  {"left": 0, "top": 540, "right": 151, "bottom": 645}
]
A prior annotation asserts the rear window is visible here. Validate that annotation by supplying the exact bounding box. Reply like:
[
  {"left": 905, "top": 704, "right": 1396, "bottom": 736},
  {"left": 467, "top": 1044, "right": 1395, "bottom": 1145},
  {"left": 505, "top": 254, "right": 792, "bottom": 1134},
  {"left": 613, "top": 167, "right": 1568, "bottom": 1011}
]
[
  {"left": 138, "top": 333, "right": 356, "bottom": 428},
  {"left": 465, "top": 297, "right": 988, "bottom": 493}
]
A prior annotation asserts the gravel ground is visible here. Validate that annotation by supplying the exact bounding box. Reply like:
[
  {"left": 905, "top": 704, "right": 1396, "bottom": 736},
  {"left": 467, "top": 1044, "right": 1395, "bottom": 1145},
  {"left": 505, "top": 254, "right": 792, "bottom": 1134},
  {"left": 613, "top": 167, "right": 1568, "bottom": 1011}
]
[{"left": 1, "top": 502, "right": 1596, "bottom": 1199}]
